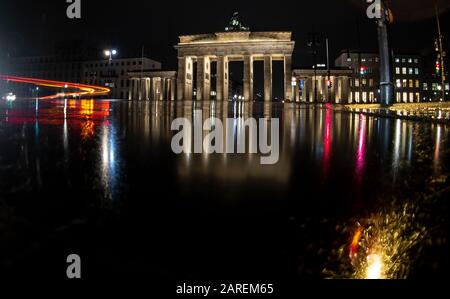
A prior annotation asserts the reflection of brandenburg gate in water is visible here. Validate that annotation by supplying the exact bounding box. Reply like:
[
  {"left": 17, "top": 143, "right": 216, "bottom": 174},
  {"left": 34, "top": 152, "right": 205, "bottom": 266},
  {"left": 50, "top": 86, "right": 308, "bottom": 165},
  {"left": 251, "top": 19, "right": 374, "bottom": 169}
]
[{"left": 175, "top": 31, "right": 295, "bottom": 102}]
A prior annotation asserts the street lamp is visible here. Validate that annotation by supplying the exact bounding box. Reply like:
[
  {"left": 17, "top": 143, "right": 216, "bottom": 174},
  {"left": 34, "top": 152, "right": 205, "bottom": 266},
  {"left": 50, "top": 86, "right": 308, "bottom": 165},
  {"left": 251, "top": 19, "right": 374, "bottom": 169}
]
[{"left": 104, "top": 49, "right": 118, "bottom": 64}]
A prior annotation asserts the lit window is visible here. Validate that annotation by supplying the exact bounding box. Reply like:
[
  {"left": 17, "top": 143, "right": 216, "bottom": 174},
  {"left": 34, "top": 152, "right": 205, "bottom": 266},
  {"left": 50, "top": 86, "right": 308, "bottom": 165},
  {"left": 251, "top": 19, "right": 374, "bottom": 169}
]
[
  {"left": 432, "top": 83, "right": 438, "bottom": 91},
  {"left": 395, "top": 58, "right": 400, "bottom": 63},
  {"left": 402, "top": 67, "right": 407, "bottom": 75},
  {"left": 423, "top": 83, "right": 428, "bottom": 91},
  {"left": 415, "top": 80, "right": 420, "bottom": 88},
  {"left": 395, "top": 67, "right": 400, "bottom": 74},
  {"left": 355, "top": 79, "right": 360, "bottom": 87},
  {"left": 362, "top": 92, "right": 367, "bottom": 103},
  {"left": 409, "top": 80, "right": 414, "bottom": 88},
  {"left": 396, "top": 79, "right": 402, "bottom": 88},
  {"left": 402, "top": 79, "right": 407, "bottom": 88},
  {"left": 415, "top": 68, "right": 419, "bottom": 75},
  {"left": 347, "top": 58, "right": 352, "bottom": 62},
  {"left": 408, "top": 58, "right": 413, "bottom": 63},
  {"left": 403, "top": 92, "right": 408, "bottom": 102},
  {"left": 409, "top": 68, "right": 413, "bottom": 75}
]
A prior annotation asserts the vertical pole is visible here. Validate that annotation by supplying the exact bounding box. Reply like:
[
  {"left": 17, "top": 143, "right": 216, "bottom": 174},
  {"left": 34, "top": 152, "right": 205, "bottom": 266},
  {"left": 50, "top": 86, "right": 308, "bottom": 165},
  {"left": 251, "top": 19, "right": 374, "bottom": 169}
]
[
  {"left": 435, "top": 4, "right": 446, "bottom": 101},
  {"left": 326, "top": 37, "right": 331, "bottom": 102},
  {"left": 377, "top": 2, "right": 394, "bottom": 106}
]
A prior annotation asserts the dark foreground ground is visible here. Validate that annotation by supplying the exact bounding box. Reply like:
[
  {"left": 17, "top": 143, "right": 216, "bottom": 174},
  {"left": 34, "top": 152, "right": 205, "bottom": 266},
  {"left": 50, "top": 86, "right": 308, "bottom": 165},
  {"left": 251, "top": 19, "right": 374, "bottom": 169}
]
[{"left": 0, "top": 99, "right": 448, "bottom": 293}]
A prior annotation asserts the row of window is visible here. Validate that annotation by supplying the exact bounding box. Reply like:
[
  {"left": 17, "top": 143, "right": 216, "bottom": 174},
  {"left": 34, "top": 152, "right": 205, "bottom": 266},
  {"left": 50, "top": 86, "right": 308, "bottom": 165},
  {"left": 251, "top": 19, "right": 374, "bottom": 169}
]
[
  {"left": 395, "top": 58, "right": 419, "bottom": 64},
  {"left": 84, "top": 60, "right": 144, "bottom": 68},
  {"left": 395, "top": 79, "right": 421, "bottom": 89},
  {"left": 395, "top": 92, "right": 421, "bottom": 103},
  {"left": 349, "top": 91, "right": 421, "bottom": 103},
  {"left": 350, "top": 78, "right": 421, "bottom": 89},
  {"left": 423, "top": 83, "right": 450, "bottom": 91},
  {"left": 85, "top": 79, "right": 131, "bottom": 88},
  {"left": 347, "top": 57, "right": 380, "bottom": 63},
  {"left": 351, "top": 78, "right": 375, "bottom": 88},
  {"left": 346, "top": 57, "right": 419, "bottom": 64},
  {"left": 349, "top": 91, "right": 376, "bottom": 103},
  {"left": 395, "top": 67, "right": 420, "bottom": 76}
]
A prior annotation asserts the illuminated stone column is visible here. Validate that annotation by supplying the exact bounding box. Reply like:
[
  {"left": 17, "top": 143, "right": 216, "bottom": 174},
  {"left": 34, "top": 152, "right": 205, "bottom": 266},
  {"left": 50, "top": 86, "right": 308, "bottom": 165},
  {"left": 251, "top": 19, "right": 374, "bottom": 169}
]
[
  {"left": 133, "top": 79, "right": 139, "bottom": 100},
  {"left": 306, "top": 77, "right": 313, "bottom": 103},
  {"left": 140, "top": 79, "right": 146, "bottom": 101},
  {"left": 165, "top": 78, "right": 170, "bottom": 101},
  {"left": 284, "top": 55, "right": 292, "bottom": 101},
  {"left": 150, "top": 78, "right": 154, "bottom": 101},
  {"left": 196, "top": 56, "right": 211, "bottom": 100},
  {"left": 264, "top": 55, "right": 273, "bottom": 102},
  {"left": 302, "top": 78, "right": 309, "bottom": 103},
  {"left": 156, "top": 78, "right": 163, "bottom": 101},
  {"left": 217, "top": 56, "right": 229, "bottom": 101},
  {"left": 163, "top": 78, "right": 167, "bottom": 101},
  {"left": 342, "top": 76, "right": 350, "bottom": 104},
  {"left": 151, "top": 78, "right": 157, "bottom": 101},
  {"left": 243, "top": 55, "right": 253, "bottom": 101},
  {"left": 145, "top": 78, "right": 150, "bottom": 100},
  {"left": 170, "top": 79, "right": 175, "bottom": 101},
  {"left": 177, "top": 56, "right": 193, "bottom": 100},
  {"left": 294, "top": 77, "right": 300, "bottom": 102}
]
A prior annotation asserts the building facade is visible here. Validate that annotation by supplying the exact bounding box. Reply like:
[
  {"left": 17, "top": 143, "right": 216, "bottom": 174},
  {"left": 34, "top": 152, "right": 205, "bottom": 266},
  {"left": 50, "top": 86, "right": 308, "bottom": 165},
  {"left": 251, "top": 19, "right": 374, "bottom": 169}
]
[
  {"left": 83, "top": 58, "right": 161, "bottom": 99},
  {"left": 335, "top": 51, "right": 423, "bottom": 103},
  {"left": 175, "top": 31, "right": 295, "bottom": 101},
  {"left": 292, "top": 68, "right": 352, "bottom": 103},
  {"left": 128, "top": 70, "right": 176, "bottom": 101},
  {"left": 3, "top": 53, "right": 161, "bottom": 99}
]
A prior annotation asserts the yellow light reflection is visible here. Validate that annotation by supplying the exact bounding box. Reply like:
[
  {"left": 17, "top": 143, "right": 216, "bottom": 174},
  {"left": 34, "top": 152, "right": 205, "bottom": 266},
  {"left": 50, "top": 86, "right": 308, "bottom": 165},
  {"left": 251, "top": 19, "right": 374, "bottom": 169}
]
[{"left": 366, "top": 253, "right": 385, "bottom": 279}]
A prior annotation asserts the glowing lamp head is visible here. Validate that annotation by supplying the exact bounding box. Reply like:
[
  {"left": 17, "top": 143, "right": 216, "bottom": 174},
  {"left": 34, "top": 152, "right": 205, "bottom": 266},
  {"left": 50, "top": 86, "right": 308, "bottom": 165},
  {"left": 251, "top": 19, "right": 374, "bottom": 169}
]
[
  {"left": 5, "top": 93, "right": 16, "bottom": 101},
  {"left": 112, "top": 50, "right": 117, "bottom": 55},
  {"left": 104, "top": 50, "right": 111, "bottom": 56}
]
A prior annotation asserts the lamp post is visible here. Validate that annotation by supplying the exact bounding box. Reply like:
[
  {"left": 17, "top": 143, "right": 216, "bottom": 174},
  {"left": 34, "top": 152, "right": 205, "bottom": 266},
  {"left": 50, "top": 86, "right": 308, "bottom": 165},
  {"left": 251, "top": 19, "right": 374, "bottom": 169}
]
[
  {"left": 104, "top": 49, "right": 118, "bottom": 64},
  {"left": 435, "top": 4, "right": 446, "bottom": 102},
  {"left": 307, "top": 32, "right": 321, "bottom": 103},
  {"left": 366, "top": 0, "right": 394, "bottom": 106}
]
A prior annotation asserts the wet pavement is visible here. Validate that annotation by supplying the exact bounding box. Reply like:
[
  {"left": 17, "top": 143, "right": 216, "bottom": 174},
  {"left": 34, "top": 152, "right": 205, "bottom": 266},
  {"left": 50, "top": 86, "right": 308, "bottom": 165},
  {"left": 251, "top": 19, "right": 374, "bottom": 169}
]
[{"left": 0, "top": 99, "right": 448, "bottom": 283}]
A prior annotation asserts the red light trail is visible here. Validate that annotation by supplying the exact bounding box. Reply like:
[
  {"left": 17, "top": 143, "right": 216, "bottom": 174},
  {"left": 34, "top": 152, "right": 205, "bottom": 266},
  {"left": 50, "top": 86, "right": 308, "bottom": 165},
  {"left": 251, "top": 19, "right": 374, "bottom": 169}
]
[{"left": 0, "top": 74, "right": 110, "bottom": 99}]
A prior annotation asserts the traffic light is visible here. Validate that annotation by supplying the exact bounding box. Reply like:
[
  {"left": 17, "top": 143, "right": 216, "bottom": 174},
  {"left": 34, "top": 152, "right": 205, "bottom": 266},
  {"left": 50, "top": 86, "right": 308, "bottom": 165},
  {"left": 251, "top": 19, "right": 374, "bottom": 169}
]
[
  {"left": 435, "top": 61, "right": 441, "bottom": 76},
  {"left": 360, "top": 66, "right": 367, "bottom": 75},
  {"left": 327, "top": 79, "right": 333, "bottom": 89}
]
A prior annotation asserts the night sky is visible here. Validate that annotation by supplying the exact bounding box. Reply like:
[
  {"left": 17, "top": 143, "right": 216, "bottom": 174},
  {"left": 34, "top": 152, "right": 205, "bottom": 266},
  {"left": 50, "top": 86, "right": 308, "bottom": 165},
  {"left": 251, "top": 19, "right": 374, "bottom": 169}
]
[{"left": 1, "top": 0, "right": 449, "bottom": 69}]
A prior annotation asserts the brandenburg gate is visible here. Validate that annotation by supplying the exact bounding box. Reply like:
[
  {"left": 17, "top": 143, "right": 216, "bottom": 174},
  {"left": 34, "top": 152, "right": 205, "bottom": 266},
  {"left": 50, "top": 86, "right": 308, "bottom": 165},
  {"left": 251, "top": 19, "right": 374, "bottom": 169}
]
[{"left": 175, "top": 31, "right": 295, "bottom": 101}]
